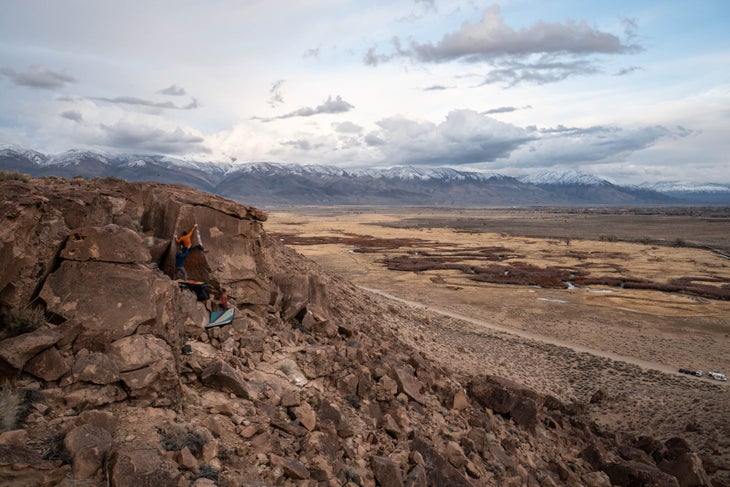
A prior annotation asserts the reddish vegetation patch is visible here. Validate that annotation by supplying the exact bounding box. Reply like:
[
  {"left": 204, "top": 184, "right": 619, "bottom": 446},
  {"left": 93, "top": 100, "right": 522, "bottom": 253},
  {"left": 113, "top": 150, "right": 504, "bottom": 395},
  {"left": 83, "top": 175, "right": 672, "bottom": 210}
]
[
  {"left": 270, "top": 233, "right": 433, "bottom": 252},
  {"left": 382, "top": 255, "right": 730, "bottom": 300}
]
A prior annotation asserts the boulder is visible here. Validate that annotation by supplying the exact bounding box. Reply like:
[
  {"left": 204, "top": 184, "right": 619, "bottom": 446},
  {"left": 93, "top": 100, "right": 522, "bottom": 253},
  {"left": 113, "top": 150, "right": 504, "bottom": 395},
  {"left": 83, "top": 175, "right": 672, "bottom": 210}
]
[
  {"left": 61, "top": 225, "right": 151, "bottom": 263},
  {"left": 658, "top": 452, "right": 712, "bottom": 487},
  {"left": 71, "top": 352, "right": 119, "bottom": 384},
  {"left": 23, "top": 346, "right": 69, "bottom": 381},
  {"left": 41, "top": 261, "right": 164, "bottom": 341},
  {"left": 372, "top": 456, "right": 404, "bottom": 487},
  {"left": 411, "top": 436, "right": 474, "bottom": 487},
  {"left": 269, "top": 453, "right": 310, "bottom": 480},
  {"left": 0, "top": 327, "right": 62, "bottom": 370},
  {"left": 200, "top": 359, "right": 253, "bottom": 399},
  {"left": 108, "top": 334, "right": 174, "bottom": 372},
  {"left": 468, "top": 375, "right": 543, "bottom": 430},
  {"left": 64, "top": 384, "right": 127, "bottom": 408},
  {"left": 0, "top": 443, "right": 67, "bottom": 486},
  {"left": 76, "top": 410, "right": 117, "bottom": 434},
  {"left": 318, "top": 400, "right": 354, "bottom": 438},
  {"left": 0, "top": 183, "right": 68, "bottom": 308},
  {"left": 109, "top": 447, "right": 181, "bottom": 487},
  {"left": 63, "top": 423, "right": 113, "bottom": 479},
  {"left": 394, "top": 366, "right": 426, "bottom": 405},
  {"left": 603, "top": 460, "right": 680, "bottom": 487}
]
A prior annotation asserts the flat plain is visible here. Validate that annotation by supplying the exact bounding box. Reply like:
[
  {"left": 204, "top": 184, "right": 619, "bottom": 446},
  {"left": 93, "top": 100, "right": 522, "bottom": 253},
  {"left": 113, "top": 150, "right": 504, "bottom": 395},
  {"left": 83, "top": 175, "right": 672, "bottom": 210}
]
[{"left": 264, "top": 206, "right": 730, "bottom": 475}]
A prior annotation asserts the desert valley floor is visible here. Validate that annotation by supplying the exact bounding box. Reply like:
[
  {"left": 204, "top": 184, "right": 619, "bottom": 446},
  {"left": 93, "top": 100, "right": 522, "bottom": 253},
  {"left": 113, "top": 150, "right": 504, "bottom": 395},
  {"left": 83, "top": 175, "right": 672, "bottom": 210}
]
[{"left": 263, "top": 206, "right": 730, "bottom": 475}]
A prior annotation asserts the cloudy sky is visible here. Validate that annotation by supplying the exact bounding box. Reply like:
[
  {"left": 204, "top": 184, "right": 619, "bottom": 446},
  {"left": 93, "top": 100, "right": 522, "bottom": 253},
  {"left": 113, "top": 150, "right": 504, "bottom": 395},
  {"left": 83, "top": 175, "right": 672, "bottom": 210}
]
[{"left": 1, "top": 0, "right": 728, "bottom": 183}]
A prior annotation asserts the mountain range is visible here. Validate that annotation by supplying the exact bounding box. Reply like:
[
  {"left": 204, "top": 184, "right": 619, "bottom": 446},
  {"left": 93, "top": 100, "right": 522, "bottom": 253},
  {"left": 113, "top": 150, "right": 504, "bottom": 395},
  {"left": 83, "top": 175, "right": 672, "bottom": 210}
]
[{"left": 2, "top": 145, "right": 729, "bottom": 206}]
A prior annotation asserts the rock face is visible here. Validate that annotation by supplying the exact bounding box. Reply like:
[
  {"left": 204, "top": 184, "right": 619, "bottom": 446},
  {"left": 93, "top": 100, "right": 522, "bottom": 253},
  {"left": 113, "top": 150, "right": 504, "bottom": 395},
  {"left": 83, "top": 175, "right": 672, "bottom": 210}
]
[{"left": 0, "top": 176, "right": 716, "bottom": 486}]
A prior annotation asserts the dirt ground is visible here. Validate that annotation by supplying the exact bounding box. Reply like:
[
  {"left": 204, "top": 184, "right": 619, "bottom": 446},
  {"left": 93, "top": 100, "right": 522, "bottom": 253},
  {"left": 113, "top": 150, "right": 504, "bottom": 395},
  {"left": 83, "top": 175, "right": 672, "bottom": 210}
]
[{"left": 264, "top": 206, "right": 730, "bottom": 476}]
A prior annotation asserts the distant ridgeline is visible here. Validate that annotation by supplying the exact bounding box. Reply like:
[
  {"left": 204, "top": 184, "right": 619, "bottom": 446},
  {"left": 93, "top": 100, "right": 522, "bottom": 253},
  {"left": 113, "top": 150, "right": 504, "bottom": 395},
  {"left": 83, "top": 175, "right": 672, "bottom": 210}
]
[{"left": 2, "top": 146, "right": 729, "bottom": 206}]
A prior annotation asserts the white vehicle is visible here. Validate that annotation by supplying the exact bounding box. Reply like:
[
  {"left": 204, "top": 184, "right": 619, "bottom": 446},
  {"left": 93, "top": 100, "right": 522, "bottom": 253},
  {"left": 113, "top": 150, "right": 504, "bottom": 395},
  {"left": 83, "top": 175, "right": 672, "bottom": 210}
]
[{"left": 708, "top": 372, "right": 727, "bottom": 382}]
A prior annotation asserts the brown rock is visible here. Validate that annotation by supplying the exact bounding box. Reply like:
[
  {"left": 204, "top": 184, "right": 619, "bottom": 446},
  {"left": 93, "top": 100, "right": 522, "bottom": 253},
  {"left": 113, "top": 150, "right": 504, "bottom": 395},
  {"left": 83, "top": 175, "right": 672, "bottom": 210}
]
[
  {"left": 40, "top": 261, "right": 164, "bottom": 341},
  {"left": 393, "top": 367, "right": 426, "bottom": 405},
  {"left": 580, "top": 471, "right": 612, "bottom": 487},
  {"left": 659, "top": 452, "right": 712, "bottom": 487},
  {"left": 318, "top": 400, "right": 353, "bottom": 438},
  {"left": 24, "top": 346, "right": 69, "bottom": 381},
  {"left": 603, "top": 460, "right": 680, "bottom": 487},
  {"left": 61, "top": 224, "right": 151, "bottom": 263},
  {"left": 200, "top": 359, "right": 252, "bottom": 399},
  {"left": 178, "top": 446, "right": 199, "bottom": 472},
  {"left": 580, "top": 441, "right": 610, "bottom": 470},
  {"left": 280, "top": 389, "right": 300, "bottom": 407},
  {"left": 372, "top": 455, "right": 404, "bottom": 487},
  {"left": 445, "top": 441, "right": 468, "bottom": 469},
  {"left": 412, "top": 436, "right": 474, "bottom": 487},
  {"left": 108, "top": 334, "right": 174, "bottom": 373},
  {"left": 0, "top": 429, "right": 28, "bottom": 446},
  {"left": 0, "top": 184, "right": 69, "bottom": 308},
  {"left": 293, "top": 401, "right": 317, "bottom": 431},
  {"left": 64, "top": 424, "right": 113, "bottom": 479},
  {"left": 64, "top": 384, "right": 127, "bottom": 408},
  {"left": 382, "top": 413, "right": 402, "bottom": 439},
  {"left": 468, "top": 375, "right": 543, "bottom": 430},
  {"left": 76, "top": 410, "right": 117, "bottom": 434},
  {"left": 109, "top": 447, "right": 182, "bottom": 487},
  {"left": 71, "top": 352, "right": 120, "bottom": 384},
  {"left": 269, "top": 453, "right": 310, "bottom": 480},
  {"left": 0, "top": 327, "right": 62, "bottom": 369},
  {"left": 452, "top": 388, "right": 469, "bottom": 410},
  {"left": 0, "top": 443, "right": 66, "bottom": 486},
  {"left": 405, "top": 462, "right": 428, "bottom": 487}
]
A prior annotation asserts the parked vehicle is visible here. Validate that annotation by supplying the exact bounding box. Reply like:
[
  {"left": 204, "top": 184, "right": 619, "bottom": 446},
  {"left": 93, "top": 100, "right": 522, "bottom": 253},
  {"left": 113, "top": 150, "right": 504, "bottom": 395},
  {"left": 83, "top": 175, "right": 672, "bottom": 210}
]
[
  {"left": 708, "top": 371, "right": 727, "bottom": 381},
  {"left": 678, "top": 368, "right": 703, "bottom": 377}
]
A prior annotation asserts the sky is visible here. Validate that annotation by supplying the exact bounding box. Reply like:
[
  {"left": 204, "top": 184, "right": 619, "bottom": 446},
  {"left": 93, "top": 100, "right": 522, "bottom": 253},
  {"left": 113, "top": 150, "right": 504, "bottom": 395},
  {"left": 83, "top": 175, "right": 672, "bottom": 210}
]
[{"left": 0, "top": 0, "right": 728, "bottom": 184}]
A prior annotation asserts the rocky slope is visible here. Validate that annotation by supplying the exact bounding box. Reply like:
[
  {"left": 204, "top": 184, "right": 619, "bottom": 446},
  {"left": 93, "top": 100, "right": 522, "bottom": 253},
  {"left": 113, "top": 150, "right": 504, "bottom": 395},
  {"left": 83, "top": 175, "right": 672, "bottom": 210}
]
[{"left": 0, "top": 176, "right": 717, "bottom": 486}]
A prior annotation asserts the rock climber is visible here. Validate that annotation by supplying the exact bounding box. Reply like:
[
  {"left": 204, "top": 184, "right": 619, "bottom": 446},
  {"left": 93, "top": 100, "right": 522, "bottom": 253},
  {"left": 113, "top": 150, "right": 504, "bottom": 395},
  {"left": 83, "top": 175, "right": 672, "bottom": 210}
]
[
  {"left": 218, "top": 287, "right": 229, "bottom": 310},
  {"left": 175, "top": 224, "right": 199, "bottom": 250},
  {"left": 174, "top": 245, "right": 191, "bottom": 281}
]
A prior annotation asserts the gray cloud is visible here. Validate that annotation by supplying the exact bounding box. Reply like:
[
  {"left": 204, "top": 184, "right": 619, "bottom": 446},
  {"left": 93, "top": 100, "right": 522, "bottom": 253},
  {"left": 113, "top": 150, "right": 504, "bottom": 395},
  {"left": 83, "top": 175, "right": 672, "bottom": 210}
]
[
  {"left": 365, "top": 133, "right": 386, "bottom": 146},
  {"left": 303, "top": 47, "right": 320, "bottom": 58},
  {"left": 91, "top": 95, "right": 199, "bottom": 110},
  {"left": 480, "top": 58, "right": 600, "bottom": 86},
  {"left": 257, "top": 95, "right": 354, "bottom": 122},
  {"left": 98, "top": 122, "right": 208, "bottom": 155},
  {"left": 268, "top": 80, "right": 285, "bottom": 107},
  {"left": 60, "top": 110, "right": 83, "bottom": 122},
  {"left": 482, "top": 105, "right": 532, "bottom": 115},
  {"left": 503, "top": 124, "right": 691, "bottom": 169},
  {"left": 333, "top": 121, "right": 363, "bottom": 134},
  {"left": 405, "top": 6, "right": 640, "bottom": 63},
  {"left": 282, "top": 139, "right": 313, "bottom": 150},
  {"left": 423, "top": 84, "right": 450, "bottom": 91},
  {"left": 0, "top": 65, "right": 76, "bottom": 90},
  {"left": 613, "top": 65, "right": 642, "bottom": 76},
  {"left": 370, "top": 109, "right": 534, "bottom": 165},
  {"left": 158, "top": 84, "right": 187, "bottom": 96},
  {"left": 365, "top": 6, "right": 642, "bottom": 85}
]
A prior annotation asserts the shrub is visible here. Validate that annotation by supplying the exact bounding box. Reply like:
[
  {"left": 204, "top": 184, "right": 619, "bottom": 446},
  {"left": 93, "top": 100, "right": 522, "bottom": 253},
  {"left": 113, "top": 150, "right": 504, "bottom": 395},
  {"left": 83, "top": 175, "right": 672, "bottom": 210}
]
[
  {"left": 160, "top": 423, "right": 211, "bottom": 456},
  {"left": 279, "top": 362, "right": 293, "bottom": 376},
  {"left": 0, "top": 170, "right": 30, "bottom": 182},
  {"left": 0, "top": 306, "right": 46, "bottom": 338},
  {"left": 41, "top": 432, "right": 71, "bottom": 464},
  {"left": 191, "top": 465, "right": 219, "bottom": 482},
  {"left": 0, "top": 386, "right": 23, "bottom": 432}
]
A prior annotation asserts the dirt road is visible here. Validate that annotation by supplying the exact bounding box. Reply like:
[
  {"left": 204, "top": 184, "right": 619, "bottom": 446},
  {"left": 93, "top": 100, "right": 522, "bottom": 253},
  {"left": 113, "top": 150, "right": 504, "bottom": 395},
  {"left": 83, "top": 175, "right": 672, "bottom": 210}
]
[{"left": 360, "top": 286, "right": 728, "bottom": 386}]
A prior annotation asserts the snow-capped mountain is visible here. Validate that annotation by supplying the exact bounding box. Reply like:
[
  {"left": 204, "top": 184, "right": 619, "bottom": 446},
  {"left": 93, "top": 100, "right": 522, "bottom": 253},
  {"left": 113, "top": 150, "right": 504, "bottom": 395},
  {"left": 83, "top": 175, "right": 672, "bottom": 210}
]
[
  {"left": 636, "top": 181, "right": 730, "bottom": 205},
  {"left": 519, "top": 169, "right": 611, "bottom": 186},
  {"left": 2, "top": 146, "right": 724, "bottom": 206}
]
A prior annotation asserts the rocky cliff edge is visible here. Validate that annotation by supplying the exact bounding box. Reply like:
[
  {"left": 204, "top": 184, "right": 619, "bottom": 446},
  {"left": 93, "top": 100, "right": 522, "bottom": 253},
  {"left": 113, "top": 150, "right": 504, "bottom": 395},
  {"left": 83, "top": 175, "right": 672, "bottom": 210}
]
[{"left": 0, "top": 176, "right": 715, "bottom": 486}]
